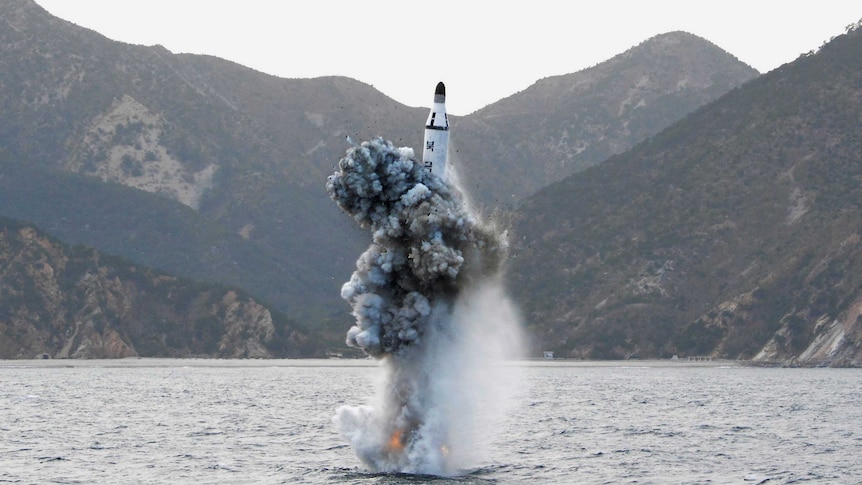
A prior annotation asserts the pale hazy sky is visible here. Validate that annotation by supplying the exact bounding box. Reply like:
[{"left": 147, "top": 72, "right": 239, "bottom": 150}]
[{"left": 36, "top": 1, "right": 862, "bottom": 115}]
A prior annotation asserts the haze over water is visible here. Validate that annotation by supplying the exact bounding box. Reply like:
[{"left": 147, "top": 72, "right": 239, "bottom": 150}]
[{"left": 2, "top": 359, "right": 860, "bottom": 484}]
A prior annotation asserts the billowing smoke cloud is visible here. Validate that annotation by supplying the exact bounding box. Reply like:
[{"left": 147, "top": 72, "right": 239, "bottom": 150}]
[
  {"left": 327, "top": 137, "right": 523, "bottom": 475},
  {"left": 326, "top": 138, "right": 504, "bottom": 357}
]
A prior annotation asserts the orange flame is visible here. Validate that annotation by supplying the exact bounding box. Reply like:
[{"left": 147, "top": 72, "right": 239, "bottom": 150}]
[{"left": 387, "top": 429, "right": 405, "bottom": 452}]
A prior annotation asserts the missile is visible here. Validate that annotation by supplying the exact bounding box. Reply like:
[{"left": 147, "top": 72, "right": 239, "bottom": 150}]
[{"left": 422, "top": 82, "right": 449, "bottom": 182}]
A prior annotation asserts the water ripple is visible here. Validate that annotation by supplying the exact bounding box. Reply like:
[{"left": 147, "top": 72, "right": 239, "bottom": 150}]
[{"left": 0, "top": 361, "right": 860, "bottom": 483}]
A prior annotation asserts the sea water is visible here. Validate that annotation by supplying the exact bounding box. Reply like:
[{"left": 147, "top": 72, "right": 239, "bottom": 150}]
[{"left": 1, "top": 359, "right": 860, "bottom": 484}]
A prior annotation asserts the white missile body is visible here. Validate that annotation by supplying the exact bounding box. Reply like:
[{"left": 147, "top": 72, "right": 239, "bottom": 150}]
[{"left": 422, "top": 82, "right": 449, "bottom": 182}]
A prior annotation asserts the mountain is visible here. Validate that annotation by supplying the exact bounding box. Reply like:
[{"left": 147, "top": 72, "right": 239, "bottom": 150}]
[
  {"left": 509, "top": 22, "right": 862, "bottom": 366},
  {"left": 0, "top": 218, "right": 314, "bottom": 359},
  {"left": 454, "top": 31, "right": 759, "bottom": 208},
  {"left": 1, "top": 0, "right": 759, "bottom": 347},
  {"left": 1, "top": 0, "right": 424, "bottom": 325}
]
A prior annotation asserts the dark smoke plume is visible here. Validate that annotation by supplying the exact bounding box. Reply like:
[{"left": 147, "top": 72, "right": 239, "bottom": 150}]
[
  {"left": 326, "top": 137, "right": 504, "bottom": 357},
  {"left": 327, "top": 137, "right": 521, "bottom": 475}
]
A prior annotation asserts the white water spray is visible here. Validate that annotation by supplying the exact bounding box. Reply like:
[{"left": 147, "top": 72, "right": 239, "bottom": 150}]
[{"left": 327, "top": 138, "right": 524, "bottom": 475}]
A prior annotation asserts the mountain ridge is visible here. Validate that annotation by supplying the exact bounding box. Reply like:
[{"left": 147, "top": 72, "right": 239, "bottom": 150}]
[
  {"left": 1, "top": 0, "right": 769, "bottom": 355},
  {"left": 509, "top": 22, "right": 862, "bottom": 366},
  {"left": 454, "top": 30, "right": 759, "bottom": 208}
]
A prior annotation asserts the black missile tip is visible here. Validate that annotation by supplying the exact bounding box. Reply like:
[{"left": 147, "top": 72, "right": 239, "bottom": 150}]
[{"left": 435, "top": 82, "right": 445, "bottom": 96}]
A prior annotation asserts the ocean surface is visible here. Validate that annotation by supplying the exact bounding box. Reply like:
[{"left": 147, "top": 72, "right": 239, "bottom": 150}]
[{"left": 1, "top": 359, "right": 860, "bottom": 484}]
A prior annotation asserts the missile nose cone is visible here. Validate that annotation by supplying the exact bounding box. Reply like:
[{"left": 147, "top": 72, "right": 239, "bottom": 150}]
[{"left": 433, "top": 82, "right": 446, "bottom": 104}]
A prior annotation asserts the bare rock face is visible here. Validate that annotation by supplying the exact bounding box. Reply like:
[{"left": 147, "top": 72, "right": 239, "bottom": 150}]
[
  {"left": 217, "top": 290, "right": 276, "bottom": 358},
  {"left": 0, "top": 220, "right": 306, "bottom": 359},
  {"left": 63, "top": 95, "right": 217, "bottom": 210},
  {"left": 68, "top": 328, "right": 137, "bottom": 359}
]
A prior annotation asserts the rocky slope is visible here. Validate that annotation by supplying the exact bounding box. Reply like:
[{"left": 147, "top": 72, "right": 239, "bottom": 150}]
[
  {"left": 1, "top": 0, "right": 420, "bottom": 325},
  {"left": 510, "top": 23, "right": 862, "bottom": 367},
  {"left": 0, "top": 1, "right": 756, "bottom": 333},
  {"left": 0, "top": 219, "right": 312, "bottom": 359}
]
